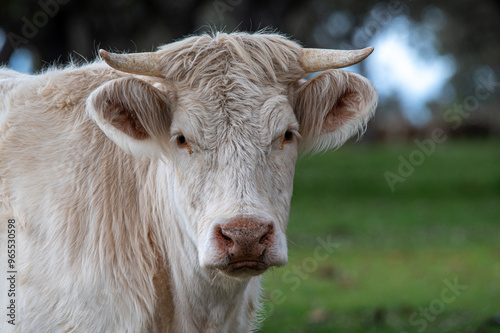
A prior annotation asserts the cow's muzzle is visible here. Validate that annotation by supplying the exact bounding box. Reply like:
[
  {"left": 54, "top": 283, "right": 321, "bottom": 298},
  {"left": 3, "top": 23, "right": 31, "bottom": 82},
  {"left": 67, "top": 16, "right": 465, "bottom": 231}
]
[{"left": 214, "top": 217, "right": 275, "bottom": 276}]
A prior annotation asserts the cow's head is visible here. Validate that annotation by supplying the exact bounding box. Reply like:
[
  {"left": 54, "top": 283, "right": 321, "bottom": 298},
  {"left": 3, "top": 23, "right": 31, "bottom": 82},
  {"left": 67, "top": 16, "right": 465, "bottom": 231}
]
[{"left": 87, "top": 32, "right": 377, "bottom": 278}]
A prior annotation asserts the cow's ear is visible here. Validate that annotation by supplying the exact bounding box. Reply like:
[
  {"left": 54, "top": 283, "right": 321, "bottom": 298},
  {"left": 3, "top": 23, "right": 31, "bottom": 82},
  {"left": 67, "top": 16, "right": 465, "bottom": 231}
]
[
  {"left": 294, "top": 70, "right": 377, "bottom": 153},
  {"left": 87, "top": 77, "right": 175, "bottom": 156}
]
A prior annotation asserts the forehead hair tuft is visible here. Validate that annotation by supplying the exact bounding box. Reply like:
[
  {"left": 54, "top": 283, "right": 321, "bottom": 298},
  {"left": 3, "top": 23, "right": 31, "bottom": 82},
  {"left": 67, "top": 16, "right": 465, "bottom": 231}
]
[{"left": 157, "top": 31, "right": 305, "bottom": 86}]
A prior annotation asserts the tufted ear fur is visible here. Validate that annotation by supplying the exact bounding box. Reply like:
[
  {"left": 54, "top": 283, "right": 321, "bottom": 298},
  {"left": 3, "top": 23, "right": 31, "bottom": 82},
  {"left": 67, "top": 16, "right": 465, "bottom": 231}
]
[
  {"left": 294, "top": 70, "right": 377, "bottom": 153},
  {"left": 86, "top": 77, "right": 175, "bottom": 156}
]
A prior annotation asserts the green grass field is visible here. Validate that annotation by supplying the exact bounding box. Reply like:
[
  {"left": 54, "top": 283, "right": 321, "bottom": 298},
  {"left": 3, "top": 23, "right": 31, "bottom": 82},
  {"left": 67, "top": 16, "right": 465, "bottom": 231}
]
[{"left": 259, "top": 140, "right": 500, "bottom": 333}]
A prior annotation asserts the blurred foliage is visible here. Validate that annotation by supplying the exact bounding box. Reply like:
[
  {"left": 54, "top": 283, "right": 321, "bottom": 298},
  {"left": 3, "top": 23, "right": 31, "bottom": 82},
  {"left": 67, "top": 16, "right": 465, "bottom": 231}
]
[{"left": 0, "top": 0, "right": 498, "bottom": 68}]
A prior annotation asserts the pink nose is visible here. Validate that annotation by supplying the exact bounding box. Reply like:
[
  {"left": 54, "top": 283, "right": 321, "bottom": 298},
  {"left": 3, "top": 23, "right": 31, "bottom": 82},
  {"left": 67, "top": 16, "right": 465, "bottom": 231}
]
[{"left": 215, "top": 217, "right": 274, "bottom": 262}]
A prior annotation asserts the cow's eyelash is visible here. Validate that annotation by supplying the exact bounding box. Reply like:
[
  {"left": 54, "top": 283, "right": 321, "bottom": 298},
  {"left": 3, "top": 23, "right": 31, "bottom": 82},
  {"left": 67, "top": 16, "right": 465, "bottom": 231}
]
[
  {"left": 170, "top": 133, "right": 193, "bottom": 154},
  {"left": 272, "top": 128, "right": 300, "bottom": 143},
  {"left": 170, "top": 132, "right": 186, "bottom": 142}
]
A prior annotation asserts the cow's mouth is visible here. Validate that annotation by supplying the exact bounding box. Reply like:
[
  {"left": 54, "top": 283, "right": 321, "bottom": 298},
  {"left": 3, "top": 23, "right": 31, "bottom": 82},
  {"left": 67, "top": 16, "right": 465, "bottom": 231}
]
[{"left": 222, "top": 260, "right": 269, "bottom": 276}]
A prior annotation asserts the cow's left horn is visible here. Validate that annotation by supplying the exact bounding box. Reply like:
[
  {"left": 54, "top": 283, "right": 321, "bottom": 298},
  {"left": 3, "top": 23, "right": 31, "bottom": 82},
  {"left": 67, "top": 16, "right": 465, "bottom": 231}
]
[
  {"left": 300, "top": 47, "right": 374, "bottom": 73},
  {"left": 99, "top": 50, "right": 162, "bottom": 76}
]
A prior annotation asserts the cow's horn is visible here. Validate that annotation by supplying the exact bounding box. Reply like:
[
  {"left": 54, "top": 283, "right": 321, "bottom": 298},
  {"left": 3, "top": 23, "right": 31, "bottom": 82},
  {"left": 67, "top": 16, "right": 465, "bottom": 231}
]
[
  {"left": 300, "top": 47, "right": 374, "bottom": 72},
  {"left": 99, "top": 50, "right": 163, "bottom": 76}
]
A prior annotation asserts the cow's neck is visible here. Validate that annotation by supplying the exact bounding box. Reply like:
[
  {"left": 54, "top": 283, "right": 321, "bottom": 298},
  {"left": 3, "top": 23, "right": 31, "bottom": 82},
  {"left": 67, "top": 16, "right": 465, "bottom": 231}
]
[{"left": 154, "top": 221, "right": 262, "bottom": 333}]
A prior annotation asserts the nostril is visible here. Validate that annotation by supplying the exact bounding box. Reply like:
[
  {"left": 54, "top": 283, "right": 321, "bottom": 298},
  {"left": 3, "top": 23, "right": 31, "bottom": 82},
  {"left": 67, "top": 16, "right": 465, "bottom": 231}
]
[
  {"left": 259, "top": 224, "right": 273, "bottom": 245},
  {"left": 261, "top": 249, "right": 266, "bottom": 260},
  {"left": 217, "top": 227, "right": 234, "bottom": 247},
  {"left": 221, "top": 232, "right": 232, "bottom": 242},
  {"left": 259, "top": 234, "right": 268, "bottom": 244}
]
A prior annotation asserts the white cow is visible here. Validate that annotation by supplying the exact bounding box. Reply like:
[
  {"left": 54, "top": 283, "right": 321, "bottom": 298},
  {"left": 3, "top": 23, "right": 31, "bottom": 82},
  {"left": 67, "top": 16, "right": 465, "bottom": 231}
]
[{"left": 0, "top": 32, "right": 377, "bottom": 332}]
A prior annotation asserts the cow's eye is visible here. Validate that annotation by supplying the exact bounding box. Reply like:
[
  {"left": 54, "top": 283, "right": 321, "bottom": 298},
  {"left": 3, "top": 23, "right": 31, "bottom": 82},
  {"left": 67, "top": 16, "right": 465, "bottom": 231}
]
[
  {"left": 283, "top": 130, "right": 294, "bottom": 142},
  {"left": 176, "top": 134, "right": 193, "bottom": 154},
  {"left": 175, "top": 134, "right": 193, "bottom": 155},
  {"left": 279, "top": 130, "right": 295, "bottom": 149},
  {"left": 176, "top": 134, "right": 187, "bottom": 146}
]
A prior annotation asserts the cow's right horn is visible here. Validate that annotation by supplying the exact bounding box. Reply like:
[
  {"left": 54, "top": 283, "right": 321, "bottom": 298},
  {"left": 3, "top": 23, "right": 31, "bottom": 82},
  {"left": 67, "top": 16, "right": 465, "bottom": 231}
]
[{"left": 99, "top": 50, "right": 163, "bottom": 77}]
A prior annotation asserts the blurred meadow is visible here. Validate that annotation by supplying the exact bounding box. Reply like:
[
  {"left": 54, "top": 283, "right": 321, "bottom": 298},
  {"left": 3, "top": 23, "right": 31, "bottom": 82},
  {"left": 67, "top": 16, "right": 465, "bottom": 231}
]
[
  {"left": 260, "top": 140, "right": 500, "bottom": 332},
  {"left": 1, "top": 0, "right": 499, "bottom": 332}
]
